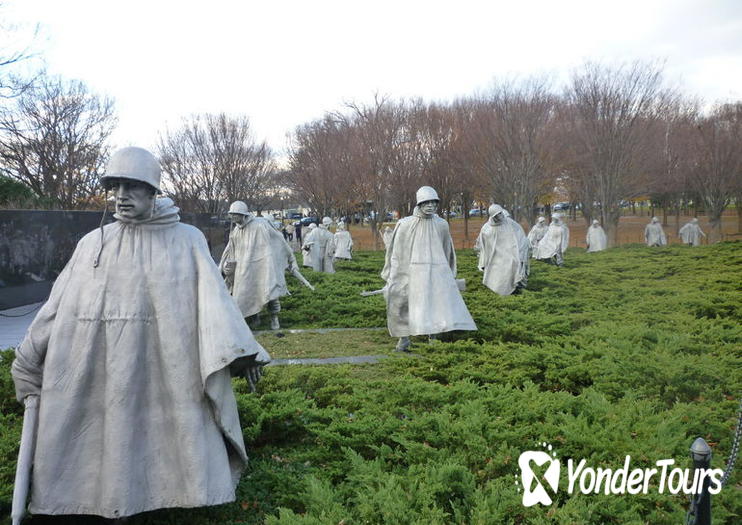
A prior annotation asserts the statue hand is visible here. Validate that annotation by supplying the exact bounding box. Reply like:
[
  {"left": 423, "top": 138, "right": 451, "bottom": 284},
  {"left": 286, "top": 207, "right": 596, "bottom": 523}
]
[{"left": 223, "top": 260, "right": 236, "bottom": 276}]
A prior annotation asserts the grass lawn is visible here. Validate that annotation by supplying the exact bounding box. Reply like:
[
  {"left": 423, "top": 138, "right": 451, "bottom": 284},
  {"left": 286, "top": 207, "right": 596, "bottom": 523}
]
[{"left": 1, "top": 243, "right": 740, "bottom": 524}]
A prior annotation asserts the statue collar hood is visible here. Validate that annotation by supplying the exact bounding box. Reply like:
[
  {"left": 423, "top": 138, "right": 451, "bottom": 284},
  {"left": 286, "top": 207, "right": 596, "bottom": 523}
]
[{"left": 114, "top": 198, "right": 180, "bottom": 226}]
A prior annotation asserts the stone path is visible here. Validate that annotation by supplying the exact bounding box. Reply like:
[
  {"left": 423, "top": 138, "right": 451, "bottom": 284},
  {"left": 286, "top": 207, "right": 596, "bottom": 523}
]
[
  {"left": 268, "top": 355, "right": 389, "bottom": 366},
  {"left": 253, "top": 327, "right": 386, "bottom": 335},
  {"left": 1, "top": 310, "right": 397, "bottom": 367}
]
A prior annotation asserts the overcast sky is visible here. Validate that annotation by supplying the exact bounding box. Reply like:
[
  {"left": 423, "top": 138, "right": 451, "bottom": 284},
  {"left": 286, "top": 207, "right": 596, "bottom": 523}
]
[{"left": 5, "top": 0, "right": 742, "bottom": 157}]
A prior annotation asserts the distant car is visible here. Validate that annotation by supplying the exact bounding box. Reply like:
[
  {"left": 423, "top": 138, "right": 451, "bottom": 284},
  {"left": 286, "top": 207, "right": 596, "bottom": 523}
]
[
  {"left": 289, "top": 212, "right": 303, "bottom": 219},
  {"left": 469, "top": 209, "right": 484, "bottom": 217},
  {"left": 447, "top": 211, "right": 458, "bottom": 218},
  {"left": 300, "top": 216, "right": 319, "bottom": 226},
  {"left": 553, "top": 202, "right": 571, "bottom": 211}
]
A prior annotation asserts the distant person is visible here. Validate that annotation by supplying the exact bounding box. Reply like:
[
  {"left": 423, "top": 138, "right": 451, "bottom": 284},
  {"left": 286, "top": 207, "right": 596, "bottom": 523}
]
[
  {"left": 382, "top": 186, "right": 476, "bottom": 352},
  {"left": 534, "top": 213, "right": 570, "bottom": 266},
  {"left": 475, "top": 204, "right": 530, "bottom": 295},
  {"left": 334, "top": 221, "right": 353, "bottom": 260},
  {"left": 527, "top": 216, "right": 548, "bottom": 255},
  {"left": 679, "top": 218, "right": 706, "bottom": 246},
  {"left": 294, "top": 221, "right": 302, "bottom": 245},
  {"left": 644, "top": 217, "right": 667, "bottom": 247},
  {"left": 586, "top": 219, "right": 607, "bottom": 252}
]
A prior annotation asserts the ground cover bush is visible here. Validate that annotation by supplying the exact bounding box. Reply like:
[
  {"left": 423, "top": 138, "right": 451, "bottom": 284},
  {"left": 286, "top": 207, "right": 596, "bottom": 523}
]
[{"left": 0, "top": 242, "right": 740, "bottom": 524}]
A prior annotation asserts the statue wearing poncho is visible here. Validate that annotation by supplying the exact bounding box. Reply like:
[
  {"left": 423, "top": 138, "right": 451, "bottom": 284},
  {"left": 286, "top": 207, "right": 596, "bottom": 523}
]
[
  {"left": 534, "top": 213, "right": 570, "bottom": 266},
  {"left": 527, "top": 217, "right": 548, "bottom": 256},
  {"left": 302, "top": 217, "right": 336, "bottom": 273},
  {"left": 678, "top": 218, "right": 706, "bottom": 246},
  {"left": 302, "top": 223, "right": 317, "bottom": 267},
  {"left": 219, "top": 201, "right": 298, "bottom": 328},
  {"left": 11, "top": 148, "right": 270, "bottom": 519},
  {"left": 644, "top": 217, "right": 667, "bottom": 247},
  {"left": 586, "top": 220, "right": 607, "bottom": 252},
  {"left": 333, "top": 221, "right": 353, "bottom": 260},
  {"left": 475, "top": 204, "right": 530, "bottom": 295},
  {"left": 381, "top": 186, "right": 476, "bottom": 346}
]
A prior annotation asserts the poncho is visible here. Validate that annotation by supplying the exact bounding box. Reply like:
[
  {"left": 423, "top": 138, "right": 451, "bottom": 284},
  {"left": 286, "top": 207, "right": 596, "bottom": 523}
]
[
  {"left": 303, "top": 225, "right": 335, "bottom": 273},
  {"left": 475, "top": 216, "right": 530, "bottom": 295},
  {"left": 11, "top": 198, "right": 270, "bottom": 518},
  {"left": 527, "top": 222, "right": 548, "bottom": 255},
  {"left": 586, "top": 224, "right": 607, "bottom": 252},
  {"left": 219, "top": 216, "right": 294, "bottom": 317},
  {"left": 302, "top": 224, "right": 317, "bottom": 267},
  {"left": 534, "top": 221, "right": 570, "bottom": 260},
  {"left": 333, "top": 230, "right": 353, "bottom": 260},
  {"left": 679, "top": 220, "right": 705, "bottom": 246},
  {"left": 644, "top": 221, "right": 667, "bottom": 246},
  {"left": 381, "top": 207, "right": 477, "bottom": 337}
]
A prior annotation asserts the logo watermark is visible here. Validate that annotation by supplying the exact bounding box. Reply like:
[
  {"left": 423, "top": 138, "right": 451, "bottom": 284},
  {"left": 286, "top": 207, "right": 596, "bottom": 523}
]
[{"left": 516, "top": 442, "right": 724, "bottom": 507}]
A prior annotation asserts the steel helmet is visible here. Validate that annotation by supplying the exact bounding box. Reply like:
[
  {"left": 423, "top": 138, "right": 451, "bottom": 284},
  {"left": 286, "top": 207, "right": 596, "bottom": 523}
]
[
  {"left": 537, "top": 216, "right": 546, "bottom": 224},
  {"left": 488, "top": 204, "right": 505, "bottom": 218},
  {"left": 101, "top": 147, "right": 161, "bottom": 193},
  {"left": 228, "top": 201, "right": 250, "bottom": 215},
  {"left": 416, "top": 186, "right": 439, "bottom": 205},
  {"left": 322, "top": 217, "right": 332, "bottom": 226},
  {"left": 337, "top": 221, "right": 346, "bottom": 231},
  {"left": 308, "top": 223, "right": 317, "bottom": 230}
]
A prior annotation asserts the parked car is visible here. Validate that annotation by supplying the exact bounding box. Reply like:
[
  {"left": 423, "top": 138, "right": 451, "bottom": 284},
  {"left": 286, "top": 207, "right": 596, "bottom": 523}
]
[
  {"left": 300, "top": 216, "right": 319, "bottom": 226},
  {"left": 289, "top": 212, "right": 303, "bottom": 219},
  {"left": 469, "top": 209, "right": 484, "bottom": 217},
  {"left": 553, "top": 202, "right": 571, "bottom": 211}
]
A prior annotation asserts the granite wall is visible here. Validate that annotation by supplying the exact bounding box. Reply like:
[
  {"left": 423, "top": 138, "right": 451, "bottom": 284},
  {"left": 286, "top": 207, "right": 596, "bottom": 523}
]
[{"left": 0, "top": 209, "right": 229, "bottom": 308}]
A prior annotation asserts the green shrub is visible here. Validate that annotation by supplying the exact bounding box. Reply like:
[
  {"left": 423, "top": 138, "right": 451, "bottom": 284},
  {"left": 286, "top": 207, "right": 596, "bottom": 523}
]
[{"left": 1, "top": 242, "right": 739, "bottom": 524}]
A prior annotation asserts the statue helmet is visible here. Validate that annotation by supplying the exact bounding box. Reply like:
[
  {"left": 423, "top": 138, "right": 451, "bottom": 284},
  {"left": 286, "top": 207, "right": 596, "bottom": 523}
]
[
  {"left": 228, "top": 201, "right": 250, "bottom": 215},
  {"left": 488, "top": 204, "right": 505, "bottom": 218},
  {"left": 537, "top": 216, "right": 546, "bottom": 224},
  {"left": 651, "top": 216, "right": 659, "bottom": 223},
  {"left": 322, "top": 216, "right": 332, "bottom": 226},
  {"left": 337, "top": 221, "right": 346, "bottom": 230},
  {"left": 552, "top": 212, "right": 563, "bottom": 221},
  {"left": 416, "top": 186, "right": 439, "bottom": 205},
  {"left": 101, "top": 147, "right": 161, "bottom": 193},
  {"left": 308, "top": 223, "right": 317, "bottom": 230},
  {"left": 592, "top": 219, "right": 600, "bottom": 226}
]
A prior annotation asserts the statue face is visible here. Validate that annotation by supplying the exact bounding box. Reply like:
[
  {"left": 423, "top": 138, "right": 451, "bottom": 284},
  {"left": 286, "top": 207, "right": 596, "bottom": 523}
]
[
  {"left": 229, "top": 212, "right": 247, "bottom": 225},
  {"left": 491, "top": 212, "right": 505, "bottom": 224},
  {"left": 419, "top": 200, "right": 438, "bottom": 217},
  {"left": 111, "top": 179, "right": 155, "bottom": 220}
]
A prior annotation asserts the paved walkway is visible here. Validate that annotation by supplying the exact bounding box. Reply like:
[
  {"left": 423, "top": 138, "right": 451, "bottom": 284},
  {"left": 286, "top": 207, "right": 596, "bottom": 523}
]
[
  {"left": 254, "top": 327, "right": 386, "bottom": 335},
  {"left": 1, "top": 311, "right": 396, "bottom": 368},
  {"left": 0, "top": 302, "right": 43, "bottom": 349},
  {"left": 268, "top": 355, "right": 389, "bottom": 366}
]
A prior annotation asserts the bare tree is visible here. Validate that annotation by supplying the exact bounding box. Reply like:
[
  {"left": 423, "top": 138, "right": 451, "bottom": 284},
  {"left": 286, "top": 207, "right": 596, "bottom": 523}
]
[
  {"left": 563, "top": 61, "right": 677, "bottom": 246},
  {"left": 464, "top": 77, "right": 558, "bottom": 225},
  {"left": 158, "top": 113, "right": 275, "bottom": 215},
  {"left": 683, "top": 102, "right": 742, "bottom": 241},
  {"left": 0, "top": 3, "right": 40, "bottom": 99},
  {"left": 0, "top": 73, "right": 116, "bottom": 209}
]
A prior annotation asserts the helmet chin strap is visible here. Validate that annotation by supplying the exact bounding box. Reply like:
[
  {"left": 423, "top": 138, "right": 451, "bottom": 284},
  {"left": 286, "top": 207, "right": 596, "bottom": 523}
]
[{"left": 93, "top": 190, "right": 109, "bottom": 268}]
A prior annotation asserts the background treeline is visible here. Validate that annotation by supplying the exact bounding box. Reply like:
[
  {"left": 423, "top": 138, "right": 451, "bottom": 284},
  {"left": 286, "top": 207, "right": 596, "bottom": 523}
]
[
  {"left": 285, "top": 63, "right": 741, "bottom": 246},
  {"left": 1, "top": 29, "right": 740, "bottom": 247}
]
